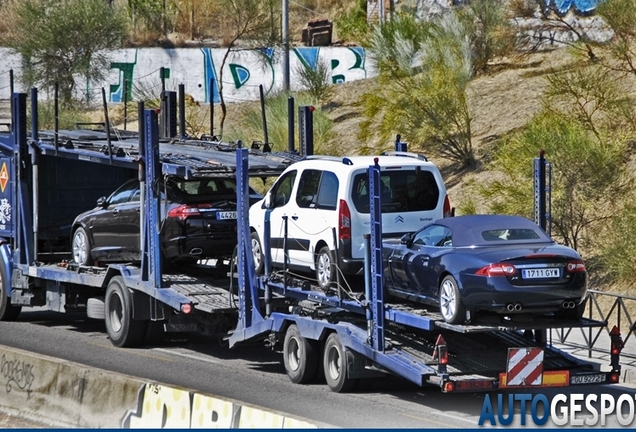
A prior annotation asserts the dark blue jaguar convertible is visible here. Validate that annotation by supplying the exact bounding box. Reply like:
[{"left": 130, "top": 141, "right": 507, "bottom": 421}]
[{"left": 383, "top": 215, "right": 588, "bottom": 324}]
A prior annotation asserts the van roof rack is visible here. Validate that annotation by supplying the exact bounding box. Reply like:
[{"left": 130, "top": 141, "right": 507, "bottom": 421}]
[{"left": 380, "top": 151, "right": 428, "bottom": 161}]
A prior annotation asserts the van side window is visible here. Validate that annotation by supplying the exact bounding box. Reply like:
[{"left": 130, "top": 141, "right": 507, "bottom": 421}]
[
  {"left": 272, "top": 170, "right": 297, "bottom": 207},
  {"left": 316, "top": 171, "right": 338, "bottom": 210},
  {"left": 296, "top": 170, "right": 321, "bottom": 208}
]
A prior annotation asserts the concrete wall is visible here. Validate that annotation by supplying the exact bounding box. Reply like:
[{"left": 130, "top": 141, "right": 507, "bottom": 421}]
[{"left": 0, "top": 344, "right": 320, "bottom": 428}]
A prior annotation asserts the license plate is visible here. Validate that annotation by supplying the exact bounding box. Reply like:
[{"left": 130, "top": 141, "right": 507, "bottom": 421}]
[
  {"left": 522, "top": 268, "right": 560, "bottom": 279},
  {"left": 216, "top": 211, "right": 237, "bottom": 220},
  {"left": 571, "top": 374, "right": 605, "bottom": 384}
]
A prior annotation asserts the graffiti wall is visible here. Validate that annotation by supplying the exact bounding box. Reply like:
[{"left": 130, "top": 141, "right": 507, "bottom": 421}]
[
  {"left": 0, "top": 0, "right": 606, "bottom": 105},
  {"left": 0, "top": 46, "right": 371, "bottom": 105},
  {"left": 123, "top": 382, "right": 317, "bottom": 428}
]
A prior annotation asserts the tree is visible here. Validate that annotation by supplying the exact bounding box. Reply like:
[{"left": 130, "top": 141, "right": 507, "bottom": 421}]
[
  {"left": 360, "top": 12, "right": 476, "bottom": 167},
  {"left": 593, "top": 0, "right": 636, "bottom": 74},
  {"left": 476, "top": 65, "right": 634, "bottom": 252},
  {"left": 455, "top": 0, "right": 517, "bottom": 73},
  {"left": 211, "top": 0, "right": 279, "bottom": 135},
  {"left": 0, "top": 0, "right": 128, "bottom": 106}
]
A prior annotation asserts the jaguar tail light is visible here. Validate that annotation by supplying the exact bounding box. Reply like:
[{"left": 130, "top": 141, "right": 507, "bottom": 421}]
[
  {"left": 566, "top": 259, "right": 586, "bottom": 273},
  {"left": 475, "top": 263, "right": 516, "bottom": 276},
  {"left": 168, "top": 204, "right": 201, "bottom": 220},
  {"left": 339, "top": 199, "right": 351, "bottom": 240}
]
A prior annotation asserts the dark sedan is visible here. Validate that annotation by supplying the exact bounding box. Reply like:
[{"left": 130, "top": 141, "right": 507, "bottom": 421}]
[
  {"left": 71, "top": 176, "right": 261, "bottom": 267},
  {"left": 383, "top": 214, "right": 588, "bottom": 324}
]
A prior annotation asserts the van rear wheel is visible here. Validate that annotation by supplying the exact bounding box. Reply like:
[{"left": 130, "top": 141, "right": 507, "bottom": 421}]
[{"left": 315, "top": 246, "right": 335, "bottom": 291}]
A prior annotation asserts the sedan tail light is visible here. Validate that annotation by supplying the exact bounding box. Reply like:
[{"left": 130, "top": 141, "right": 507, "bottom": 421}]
[
  {"left": 167, "top": 204, "right": 201, "bottom": 220},
  {"left": 475, "top": 263, "right": 516, "bottom": 276},
  {"left": 339, "top": 199, "right": 351, "bottom": 240},
  {"left": 566, "top": 259, "right": 586, "bottom": 273}
]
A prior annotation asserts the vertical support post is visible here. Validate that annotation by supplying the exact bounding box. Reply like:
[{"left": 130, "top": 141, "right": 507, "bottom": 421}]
[
  {"left": 298, "top": 105, "right": 314, "bottom": 157},
  {"left": 54, "top": 83, "right": 59, "bottom": 153},
  {"left": 209, "top": 78, "right": 215, "bottom": 138},
  {"left": 30, "top": 88, "right": 38, "bottom": 143},
  {"left": 287, "top": 96, "right": 295, "bottom": 152},
  {"left": 236, "top": 144, "right": 262, "bottom": 328},
  {"left": 534, "top": 150, "right": 550, "bottom": 235},
  {"left": 369, "top": 160, "right": 385, "bottom": 352},
  {"left": 259, "top": 84, "right": 268, "bottom": 146},
  {"left": 282, "top": 0, "right": 290, "bottom": 92},
  {"left": 142, "top": 109, "right": 162, "bottom": 287},
  {"left": 9, "top": 70, "right": 13, "bottom": 130},
  {"left": 364, "top": 233, "right": 373, "bottom": 344},
  {"left": 12, "top": 93, "right": 26, "bottom": 261},
  {"left": 101, "top": 87, "right": 113, "bottom": 164},
  {"left": 123, "top": 79, "right": 129, "bottom": 131},
  {"left": 178, "top": 83, "right": 186, "bottom": 139},
  {"left": 138, "top": 101, "right": 146, "bottom": 280},
  {"left": 29, "top": 87, "right": 38, "bottom": 259},
  {"left": 394, "top": 134, "right": 407, "bottom": 152}
]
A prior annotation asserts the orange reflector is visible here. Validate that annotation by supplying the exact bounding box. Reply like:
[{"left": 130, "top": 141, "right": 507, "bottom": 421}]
[
  {"left": 443, "top": 381, "right": 455, "bottom": 392},
  {"left": 499, "top": 370, "right": 569, "bottom": 388},
  {"left": 454, "top": 380, "right": 496, "bottom": 391},
  {"left": 181, "top": 303, "right": 192, "bottom": 314}
]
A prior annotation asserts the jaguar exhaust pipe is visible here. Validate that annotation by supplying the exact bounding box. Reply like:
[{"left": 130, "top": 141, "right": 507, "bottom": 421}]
[
  {"left": 506, "top": 303, "right": 523, "bottom": 312},
  {"left": 514, "top": 303, "right": 522, "bottom": 311},
  {"left": 562, "top": 301, "right": 576, "bottom": 309}
]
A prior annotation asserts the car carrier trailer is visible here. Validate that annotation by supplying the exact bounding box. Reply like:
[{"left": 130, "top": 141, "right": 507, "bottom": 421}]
[{"left": 0, "top": 91, "right": 623, "bottom": 393}]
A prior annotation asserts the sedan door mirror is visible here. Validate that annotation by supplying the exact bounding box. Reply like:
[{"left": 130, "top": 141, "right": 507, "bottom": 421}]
[
  {"left": 400, "top": 232, "right": 414, "bottom": 247},
  {"left": 96, "top": 196, "right": 107, "bottom": 208}
]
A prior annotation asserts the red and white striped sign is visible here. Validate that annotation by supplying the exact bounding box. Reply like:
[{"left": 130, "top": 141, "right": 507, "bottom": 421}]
[{"left": 505, "top": 348, "right": 544, "bottom": 386}]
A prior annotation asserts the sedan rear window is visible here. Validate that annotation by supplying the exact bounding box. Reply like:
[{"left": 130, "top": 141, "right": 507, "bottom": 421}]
[{"left": 481, "top": 228, "right": 541, "bottom": 242}]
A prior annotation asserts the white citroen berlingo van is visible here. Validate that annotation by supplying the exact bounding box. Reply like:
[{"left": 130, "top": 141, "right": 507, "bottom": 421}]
[{"left": 249, "top": 151, "right": 452, "bottom": 290}]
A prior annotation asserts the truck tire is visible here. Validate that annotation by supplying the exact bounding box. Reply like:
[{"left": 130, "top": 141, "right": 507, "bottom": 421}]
[
  {"left": 323, "top": 332, "right": 358, "bottom": 392},
  {"left": 439, "top": 275, "right": 465, "bottom": 324},
  {"left": 315, "top": 246, "right": 335, "bottom": 291},
  {"left": 72, "top": 227, "right": 92, "bottom": 266},
  {"left": 250, "top": 232, "right": 264, "bottom": 275},
  {"left": 105, "top": 276, "right": 146, "bottom": 347},
  {"left": 283, "top": 324, "right": 318, "bottom": 384},
  {"left": 0, "top": 264, "right": 20, "bottom": 321}
]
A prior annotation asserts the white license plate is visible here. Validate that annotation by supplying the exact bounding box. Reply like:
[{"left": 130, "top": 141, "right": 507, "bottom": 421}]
[
  {"left": 571, "top": 374, "right": 605, "bottom": 384},
  {"left": 522, "top": 268, "right": 560, "bottom": 279},
  {"left": 216, "top": 211, "right": 237, "bottom": 220}
]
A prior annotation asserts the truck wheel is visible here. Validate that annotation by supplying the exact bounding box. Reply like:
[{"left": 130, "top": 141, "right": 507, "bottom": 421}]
[
  {"left": 250, "top": 232, "right": 264, "bottom": 275},
  {"left": 105, "top": 276, "right": 146, "bottom": 347},
  {"left": 315, "top": 247, "right": 335, "bottom": 291},
  {"left": 72, "top": 227, "right": 92, "bottom": 266},
  {"left": 0, "top": 264, "right": 20, "bottom": 321},
  {"left": 283, "top": 324, "right": 318, "bottom": 384},
  {"left": 323, "top": 332, "right": 358, "bottom": 392},
  {"left": 439, "top": 275, "right": 465, "bottom": 324}
]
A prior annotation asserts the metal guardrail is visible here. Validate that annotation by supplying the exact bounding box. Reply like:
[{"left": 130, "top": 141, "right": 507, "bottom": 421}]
[{"left": 550, "top": 289, "right": 636, "bottom": 360}]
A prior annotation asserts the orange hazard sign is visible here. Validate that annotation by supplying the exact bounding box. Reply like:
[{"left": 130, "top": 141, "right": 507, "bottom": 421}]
[{"left": 0, "top": 163, "right": 8, "bottom": 193}]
